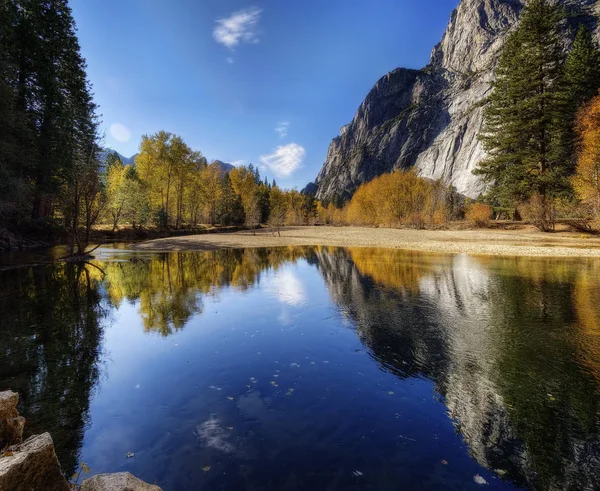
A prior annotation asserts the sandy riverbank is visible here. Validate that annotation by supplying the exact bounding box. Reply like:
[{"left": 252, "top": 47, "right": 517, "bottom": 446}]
[{"left": 130, "top": 225, "right": 600, "bottom": 258}]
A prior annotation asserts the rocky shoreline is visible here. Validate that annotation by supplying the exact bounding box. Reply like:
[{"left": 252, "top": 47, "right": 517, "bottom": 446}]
[{"left": 0, "top": 391, "right": 161, "bottom": 491}]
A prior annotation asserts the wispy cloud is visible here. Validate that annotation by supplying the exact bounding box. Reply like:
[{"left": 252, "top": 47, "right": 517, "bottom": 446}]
[
  {"left": 230, "top": 160, "right": 246, "bottom": 166},
  {"left": 109, "top": 123, "right": 131, "bottom": 143},
  {"left": 275, "top": 121, "right": 289, "bottom": 139},
  {"left": 260, "top": 143, "right": 305, "bottom": 177},
  {"left": 213, "top": 7, "right": 262, "bottom": 50},
  {"left": 226, "top": 57, "right": 235, "bottom": 64}
]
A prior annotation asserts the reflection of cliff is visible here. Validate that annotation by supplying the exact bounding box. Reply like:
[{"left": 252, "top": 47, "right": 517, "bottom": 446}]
[
  {"left": 0, "top": 263, "right": 106, "bottom": 477},
  {"left": 315, "top": 249, "right": 600, "bottom": 491}
]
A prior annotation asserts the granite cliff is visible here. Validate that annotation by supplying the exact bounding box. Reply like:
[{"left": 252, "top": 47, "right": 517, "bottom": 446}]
[{"left": 310, "top": 0, "right": 600, "bottom": 202}]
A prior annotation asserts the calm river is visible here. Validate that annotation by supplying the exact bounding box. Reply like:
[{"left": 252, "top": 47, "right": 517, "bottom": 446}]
[{"left": 1, "top": 246, "right": 599, "bottom": 490}]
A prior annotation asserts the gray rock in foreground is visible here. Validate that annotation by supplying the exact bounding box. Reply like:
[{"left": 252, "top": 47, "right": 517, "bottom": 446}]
[
  {"left": 0, "top": 390, "right": 26, "bottom": 445},
  {"left": 0, "top": 391, "right": 161, "bottom": 491},
  {"left": 81, "top": 472, "right": 162, "bottom": 491},
  {"left": 0, "top": 433, "right": 70, "bottom": 491}
]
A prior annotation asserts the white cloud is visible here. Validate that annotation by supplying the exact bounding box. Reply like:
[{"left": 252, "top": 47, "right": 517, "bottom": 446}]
[
  {"left": 213, "top": 7, "right": 262, "bottom": 49},
  {"left": 109, "top": 123, "right": 131, "bottom": 143},
  {"left": 260, "top": 143, "right": 305, "bottom": 177},
  {"left": 230, "top": 160, "right": 246, "bottom": 166},
  {"left": 275, "top": 121, "right": 289, "bottom": 138},
  {"left": 226, "top": 57, "right": 235, "bottom": 64}
]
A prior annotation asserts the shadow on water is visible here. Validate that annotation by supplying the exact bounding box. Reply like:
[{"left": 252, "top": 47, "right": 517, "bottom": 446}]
[
  {"left": 1, "top": 246, "right": 599, "bottom": 490},
  {"left": 0, "top": 262, "right": 106, "bottom": 477}
]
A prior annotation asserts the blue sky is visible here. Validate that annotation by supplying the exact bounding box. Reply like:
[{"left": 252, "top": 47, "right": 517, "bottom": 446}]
[{"left": 70, "top": 0, "right": 458, "bottom": 189}]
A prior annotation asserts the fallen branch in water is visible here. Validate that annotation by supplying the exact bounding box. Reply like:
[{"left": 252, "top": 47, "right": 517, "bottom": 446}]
[{"left": 58, "top": 243, "right": 103, "bottom": 262}]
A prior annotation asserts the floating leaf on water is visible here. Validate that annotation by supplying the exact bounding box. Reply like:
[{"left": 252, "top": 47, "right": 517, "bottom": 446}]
[
  {"left": 494, "top": 469, "right": 507, "bottom": 476},
  {"left": 441, "top": 460, "right": 448, "bottom": 465},
  {"left": 323, "top": 361, "right": 330, "bottom": 364},
  {"left": 202, "top": 465, "right": 211, "bottom": 472},
  {"left": 474, "top": 474, "right": 488, "bottom": 485},
  {"left": 290, "top": 363, "right": 300, "bottom": 368},
  {"left": 126, "top": 452, "right": 135, "bottom": 459},
  {"left": 286, "top": 388, "right": 295, "bottom": 396},
  {"left": 352, "top": 470, "right": 364, "bottom": 477},
  {"left": 227, "top": 426, "right": 234, "bottom": 430},
  {"left": 208, "top": 385, "right": 222, "bottom": 391},
  {"left": 273, "top": 374, "right": 279, "bottom": 378},
  {"left": 246, "top": 384, "right": 252, "bottom": 389},
  {"left": 270, "top": 381, "right": 279, "bottom": 387},
  {"left": 310, "top": 361, "right": 316, "bottom": 365},
  {"left": 226, "top": 396, "right": 234, "bottom": 401},
  {"left": 388, "top": 391, "right": 394, "bottom": 395}
]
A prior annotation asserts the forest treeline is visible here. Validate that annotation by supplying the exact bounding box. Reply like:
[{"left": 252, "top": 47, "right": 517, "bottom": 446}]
[
  {"left": 103, "top": 132, "right": 319, "bottom": 234},
  {"left": 0, "top": 0, "right": 101, "bottom": 252}
]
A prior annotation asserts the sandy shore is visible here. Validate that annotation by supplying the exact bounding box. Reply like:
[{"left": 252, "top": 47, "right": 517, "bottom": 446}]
[{"left": 129, "top": 226, "right": 600, "bottom": 258}]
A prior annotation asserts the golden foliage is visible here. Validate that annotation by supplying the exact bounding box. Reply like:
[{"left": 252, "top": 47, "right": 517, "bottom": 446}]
[
  {"left": 573, "top": 268, "right": 600, "bottom": 383},
  {"left": 343, "top": 170, "right": 450, "bottom": 228},
  {"left": 572, "top": 94, "right": 600, "bottom": 220},
  {"left": 465, "top": 202, "right": 493, "bottom": 228},
  {"left": 349, "top": 247, "right": 450, "bottom": 294}
]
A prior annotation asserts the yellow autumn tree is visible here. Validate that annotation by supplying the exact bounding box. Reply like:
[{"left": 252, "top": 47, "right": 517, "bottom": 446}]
[
  {"left": 572, "top": 94, "right": 600, "bottom": 221},
  {"left": 230, "top": 166, "right": 260, "bottom": 231},
  {"left": 345, "top": 169, "right": 449, "bottom": 228}
]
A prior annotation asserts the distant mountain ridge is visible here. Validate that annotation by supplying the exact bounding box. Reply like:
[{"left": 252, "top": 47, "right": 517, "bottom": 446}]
[
  {"left": 212, "top": 160, "right": 235, "bottom": 173},
  {"left": 101, "top": 149, "right": 236, "bottom": 174},
  {"left": 101, "top": 148, "right": 137, "bottom": 166}
]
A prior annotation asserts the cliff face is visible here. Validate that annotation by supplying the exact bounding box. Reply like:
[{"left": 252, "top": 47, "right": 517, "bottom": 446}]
[{"left": 312, "top": 0, "right": 600, "bottom": 202}]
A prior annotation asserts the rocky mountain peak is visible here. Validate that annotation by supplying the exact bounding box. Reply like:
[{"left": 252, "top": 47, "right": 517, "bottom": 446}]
[{"left": 310, "top": 0, "right": 600, "bottom": 203}]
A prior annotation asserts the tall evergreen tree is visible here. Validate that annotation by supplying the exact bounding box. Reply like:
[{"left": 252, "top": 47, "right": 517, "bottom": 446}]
[
  {"left": 557, "top": 25, "right": 600, "bottom": 175},
  {"left": 0, "top": 0, "right": 99, "bottom": 222},
  {"left": 475, "top": 0, "right": 565, "bottom": 215}
]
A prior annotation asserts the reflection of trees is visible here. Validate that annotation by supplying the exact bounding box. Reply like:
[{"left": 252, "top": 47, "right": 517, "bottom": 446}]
[
  {"left": 98, "top": 247, "right": 319, "bottom": 336},
  {"left": 0, "top": 263, "right": 106, "bottom": 478},
  {"left": 479, "top": 257, "right": 600, "bottom": 491},
  {"left": 316, "top": 249, "right": 600, "bottom": 491},
  {"left": 2, "top": 246, "right": 598, "bottom": 489}
]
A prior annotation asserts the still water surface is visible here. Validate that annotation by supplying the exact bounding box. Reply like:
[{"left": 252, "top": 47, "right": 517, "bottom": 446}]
[{"left": 1, "top": 246, "right": 600, "bottom": 490}]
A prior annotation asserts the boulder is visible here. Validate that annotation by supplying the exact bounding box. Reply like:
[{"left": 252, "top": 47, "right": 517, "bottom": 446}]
[
  {"left": 80, "top": 472, "right": 162, "bottom": 491},
  {"left": 0, "top": 432, "right": 70, "bottom": 491},
  {"left": 0, "top": 390, "right": 25, "bottom": 444}
]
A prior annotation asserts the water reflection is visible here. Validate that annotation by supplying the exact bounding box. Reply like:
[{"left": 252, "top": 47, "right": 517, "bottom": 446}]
[
  {"left": 0, "top": 262, "right": 105, "bottom": 477},
  {"left": 0, "top": 247, "right": 599, "bottom": 490}
]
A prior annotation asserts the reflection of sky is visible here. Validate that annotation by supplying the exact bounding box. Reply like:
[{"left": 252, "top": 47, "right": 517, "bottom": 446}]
[
  {"left": 79, "top": 256, "right": 513, "bottom": 491},
  {"left": 266, "top": 268, "right": 307, "bottom": 306}
]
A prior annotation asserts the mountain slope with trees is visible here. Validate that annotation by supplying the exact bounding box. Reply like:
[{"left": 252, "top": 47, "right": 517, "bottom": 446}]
[{"left": 309, "top": 0, "right": 600, "bottom": 204}]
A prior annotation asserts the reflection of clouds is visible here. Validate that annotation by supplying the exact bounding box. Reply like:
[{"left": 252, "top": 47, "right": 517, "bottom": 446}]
[
  {"left": 269, "top": 269, "right": 306, "bottom": 306},
  {"left": 194, "top": 415, "right": 234, "bottom": 453}
]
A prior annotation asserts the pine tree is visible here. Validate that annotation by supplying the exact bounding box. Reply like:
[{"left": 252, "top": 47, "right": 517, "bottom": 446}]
[
  {"left": 0, "top": 0, "right": 31, "bottom": 217},
  {"left": 557, "top": 25, "right": 600, "bottom": 176},
  {"left": 475, "top": 0, "right": 565, "bottom": 216}
]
